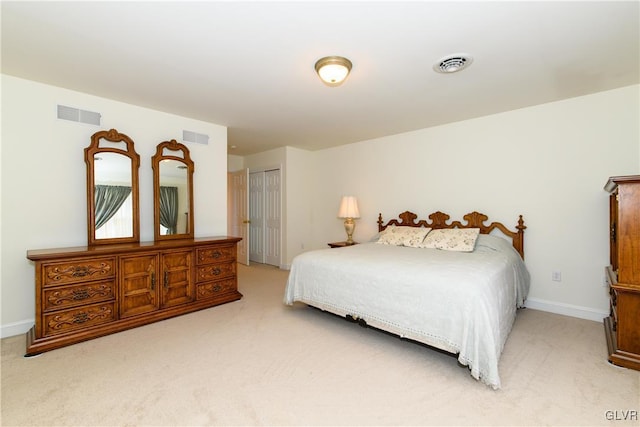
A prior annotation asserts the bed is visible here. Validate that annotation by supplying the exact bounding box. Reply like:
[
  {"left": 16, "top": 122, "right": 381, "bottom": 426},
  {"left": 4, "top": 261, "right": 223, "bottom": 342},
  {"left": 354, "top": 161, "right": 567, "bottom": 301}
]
[{"left": 283, "top": 210, "right": 530, "bottom": 389}]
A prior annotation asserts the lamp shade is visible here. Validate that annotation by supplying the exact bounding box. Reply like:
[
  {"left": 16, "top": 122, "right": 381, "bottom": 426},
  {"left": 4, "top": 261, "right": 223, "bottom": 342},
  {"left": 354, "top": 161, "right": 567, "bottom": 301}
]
[{"left": 338, "top": 196, "right": 360, "bottom": 219}]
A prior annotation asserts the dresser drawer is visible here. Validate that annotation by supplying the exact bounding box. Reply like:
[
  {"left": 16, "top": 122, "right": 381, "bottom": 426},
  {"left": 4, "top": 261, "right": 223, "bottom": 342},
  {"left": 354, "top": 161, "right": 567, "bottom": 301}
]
[
  {"left": 43, "top": 302, "right": 116, "bottom": 336},
  {"left": 196, "top": 245, "right": 235, "bottom": 265},
  {"left": 196, "top": 279, "right": 237, "bottom": 300},
  {"left": 43, "top": 257, "right": 115, "bottom": 287},
  {"left": 196, "top": 261, "right": 236, "bottom": 283},
  {"left": 43, "top": 280, "right": 115, "bottom": 312}
]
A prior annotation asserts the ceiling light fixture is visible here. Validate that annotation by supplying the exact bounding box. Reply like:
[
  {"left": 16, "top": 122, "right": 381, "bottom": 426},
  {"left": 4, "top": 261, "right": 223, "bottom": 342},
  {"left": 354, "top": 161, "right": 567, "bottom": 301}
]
[
  {"left": 433, "top": 54, "right": 473, "bottom": 74},
  {"left": 315, "top": 56, "right": 352, "bottom": 87}
]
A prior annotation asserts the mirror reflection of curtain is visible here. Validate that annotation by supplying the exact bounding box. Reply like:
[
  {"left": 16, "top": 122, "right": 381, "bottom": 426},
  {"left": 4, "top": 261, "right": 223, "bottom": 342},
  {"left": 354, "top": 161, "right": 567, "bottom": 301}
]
[
  {"left": 95, "top": 185, "right": 132, "bottom": 229},
  {"left": 159, "top": 186, "right": 179, "bottom": 235},
  {"left": 95, "top": 193, "right": 133, "bottom": 239}
]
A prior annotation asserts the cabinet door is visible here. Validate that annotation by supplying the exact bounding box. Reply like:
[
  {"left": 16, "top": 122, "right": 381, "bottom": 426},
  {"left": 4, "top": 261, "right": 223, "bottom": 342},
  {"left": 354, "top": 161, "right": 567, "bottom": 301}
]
[
  {"left": 617, "top": 183, "right": 640, "bottom": 285},
  {"left": 160, "top": 250, "right": 194, "bottom": 308},
  {"left": 120, "top": 253, "right": 159, "bottom": 318}
]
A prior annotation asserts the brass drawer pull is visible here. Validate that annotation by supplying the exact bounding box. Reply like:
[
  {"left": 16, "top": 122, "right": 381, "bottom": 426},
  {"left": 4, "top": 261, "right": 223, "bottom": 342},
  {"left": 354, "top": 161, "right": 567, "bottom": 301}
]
[
  {"left": 72, "top": 266, "right": 89, "bottom": 277},
  {"left": 212, "top": 267, "right": 221, "bottom": 275},
  {"left": 72, "top": 289, "right": 90, "bottom": 300},
  {"left": 73, "top": 312, "right": 89, "bottom": 324}
]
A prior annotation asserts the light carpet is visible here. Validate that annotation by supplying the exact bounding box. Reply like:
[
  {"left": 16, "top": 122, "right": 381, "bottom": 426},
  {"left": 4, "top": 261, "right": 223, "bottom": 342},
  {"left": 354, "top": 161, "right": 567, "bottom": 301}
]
[{"left": 1, "top": 263, "right": 638, "bottom": 426}]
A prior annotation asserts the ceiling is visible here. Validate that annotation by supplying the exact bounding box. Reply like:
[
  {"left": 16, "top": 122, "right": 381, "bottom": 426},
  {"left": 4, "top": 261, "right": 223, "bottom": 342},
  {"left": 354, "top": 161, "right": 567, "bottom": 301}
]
[{"left": 2, "top": 1, "right": 639, "bottom": 156}]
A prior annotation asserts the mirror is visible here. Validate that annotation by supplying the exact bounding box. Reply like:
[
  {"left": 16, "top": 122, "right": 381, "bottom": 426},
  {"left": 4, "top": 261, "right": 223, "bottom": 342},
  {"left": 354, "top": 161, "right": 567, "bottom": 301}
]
[
  {"left": 85, "top": 129, "right": 140, "bottom": 245},
  {"left": 152, "top": 139, "right": 194, "bottom": 241}
]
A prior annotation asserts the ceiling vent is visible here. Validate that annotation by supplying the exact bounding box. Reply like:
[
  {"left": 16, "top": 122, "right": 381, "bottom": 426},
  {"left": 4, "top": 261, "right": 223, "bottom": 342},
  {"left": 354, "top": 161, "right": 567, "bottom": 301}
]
[
  {"left": 183, "top": 130, "right": 209, "bottom": 145},
  {"left": 433, "top": 54, "right": 473, "bottom": 74},
  {"left": 57, "top": 104, "right": 101, "bottom": 126}
]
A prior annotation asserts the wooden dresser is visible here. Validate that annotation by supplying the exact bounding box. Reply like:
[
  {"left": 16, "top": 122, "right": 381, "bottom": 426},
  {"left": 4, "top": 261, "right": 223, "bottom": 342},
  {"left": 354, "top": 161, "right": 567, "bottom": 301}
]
[
  {"left": 604, "top": 175, "right": 640, "bottom": 371},
  {"left": 26, "top": 236, "right": 241, "bottom": 356}
]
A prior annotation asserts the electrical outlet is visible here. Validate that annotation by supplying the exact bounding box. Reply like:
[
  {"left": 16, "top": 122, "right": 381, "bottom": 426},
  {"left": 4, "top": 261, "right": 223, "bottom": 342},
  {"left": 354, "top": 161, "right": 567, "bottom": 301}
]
[{"left": 552, "top": 271, "right": 562, "bottom": 282}]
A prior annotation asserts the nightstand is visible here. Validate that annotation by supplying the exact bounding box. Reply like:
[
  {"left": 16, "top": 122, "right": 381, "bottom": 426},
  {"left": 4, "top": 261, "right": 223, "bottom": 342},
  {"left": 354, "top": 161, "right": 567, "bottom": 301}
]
[{"left": 327, "top": 241, "right": 358, "bottom": 248}]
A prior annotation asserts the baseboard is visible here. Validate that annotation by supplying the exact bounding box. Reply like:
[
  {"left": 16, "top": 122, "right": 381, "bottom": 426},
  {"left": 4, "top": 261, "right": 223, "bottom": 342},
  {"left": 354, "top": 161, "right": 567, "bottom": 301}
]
[
  {"left": 279, "top": 264, "right": 291, "bottom": 270},
  {"left": 524, "top": 297, "right": 608, "bottom": 322},
  {"left": 1, "top": 319, "right": 33, "bottom": 339}
]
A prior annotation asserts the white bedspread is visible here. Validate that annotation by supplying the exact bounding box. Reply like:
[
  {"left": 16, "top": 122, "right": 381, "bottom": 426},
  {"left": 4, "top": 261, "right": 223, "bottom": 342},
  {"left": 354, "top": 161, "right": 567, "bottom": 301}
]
[{"left": 283, "top": 234, "right": 530, "bottom": 389}]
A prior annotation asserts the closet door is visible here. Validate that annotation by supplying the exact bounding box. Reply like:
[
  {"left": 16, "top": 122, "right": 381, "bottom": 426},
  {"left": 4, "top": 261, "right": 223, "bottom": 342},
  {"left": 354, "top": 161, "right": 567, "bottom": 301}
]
[
  {"left": 249, "top": 172, "right": 265, "bottom": 263},
  {"left": 264, "top": 169, "right": 281, "bottom": 267}
]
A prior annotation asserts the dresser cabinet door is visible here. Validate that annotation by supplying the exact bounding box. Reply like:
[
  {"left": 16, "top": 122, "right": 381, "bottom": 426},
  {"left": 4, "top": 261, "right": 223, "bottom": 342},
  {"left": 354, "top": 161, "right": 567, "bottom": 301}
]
[
  {"left": 160, "top": 250, "right": 194, "bottom": 308},
  {"left": 119, "top": 253, "right": 159, "bottom": 318},
  {"left": 615, "top": 289, "right": 640, "bottom": 352},
  {"left": 617, "top": 183, "right": 640, "bottom": 284}
]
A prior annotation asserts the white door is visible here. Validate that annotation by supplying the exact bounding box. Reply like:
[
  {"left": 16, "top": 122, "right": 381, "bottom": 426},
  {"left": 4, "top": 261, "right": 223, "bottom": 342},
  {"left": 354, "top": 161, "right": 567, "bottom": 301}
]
[
  {"left": 228, "top": 169, "right": 249, "bottom": 265},
  {"left": 249, "top": 172, "right": 265, "bottom": 263},
  {"left": 264, "top": 169, "right": 281, "bottom": 267}
]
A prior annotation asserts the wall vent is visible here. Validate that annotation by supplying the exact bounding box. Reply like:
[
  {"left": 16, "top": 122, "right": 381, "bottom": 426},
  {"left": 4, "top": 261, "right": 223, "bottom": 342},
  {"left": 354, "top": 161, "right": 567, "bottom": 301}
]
[
  {"left": 57, "top": 105, "right": 102, "bottom": 126},
  {"left": 183, "top": 130, "right": 209, "bottom": 145}
]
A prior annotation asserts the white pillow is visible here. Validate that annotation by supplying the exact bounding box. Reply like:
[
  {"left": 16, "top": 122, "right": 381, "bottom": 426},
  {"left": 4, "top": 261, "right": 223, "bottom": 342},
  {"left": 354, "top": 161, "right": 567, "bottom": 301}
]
[
  {"left": 420, "top": 228, "right": 480, "bottom": 252},
  {"left": 377, "top": 226, "right": 431, "bottom": 247}
]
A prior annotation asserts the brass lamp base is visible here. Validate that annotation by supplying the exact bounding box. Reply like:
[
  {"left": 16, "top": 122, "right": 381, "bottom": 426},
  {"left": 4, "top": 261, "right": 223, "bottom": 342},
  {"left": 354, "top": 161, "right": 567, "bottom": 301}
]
[{"left": 344, "top": 217, "right": 356, "bottom": 244}]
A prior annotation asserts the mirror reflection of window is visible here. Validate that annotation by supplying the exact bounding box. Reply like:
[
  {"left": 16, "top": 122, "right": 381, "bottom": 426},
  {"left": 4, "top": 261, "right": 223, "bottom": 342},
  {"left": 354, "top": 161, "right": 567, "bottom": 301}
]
[
  {"left": 159, "top": 160, "right": 189, "bottom": 235},
  {"left": 95, "top": 192, "right": 133, "bottom": 239},
  {"left": 94, "top": 152, "right": 134, "bottom": 239}
]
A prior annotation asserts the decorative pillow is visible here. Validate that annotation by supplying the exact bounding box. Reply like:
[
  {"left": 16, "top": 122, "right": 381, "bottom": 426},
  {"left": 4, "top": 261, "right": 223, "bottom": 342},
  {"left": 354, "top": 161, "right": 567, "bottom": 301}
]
[
  {"left": 401, "top": 228, "right": 432, "bottom": 247},
  {"left": 420, "top": 228, "right": 480, "bottom": 252},
  {"left": 376, "top": 226, "right": 403, "bottom": 246},
  {"left": 376, "top": 226, "right": 431, "bottom": 247},
  {"left": 375, "top": 225, "right": 396, "bottom": 244}
]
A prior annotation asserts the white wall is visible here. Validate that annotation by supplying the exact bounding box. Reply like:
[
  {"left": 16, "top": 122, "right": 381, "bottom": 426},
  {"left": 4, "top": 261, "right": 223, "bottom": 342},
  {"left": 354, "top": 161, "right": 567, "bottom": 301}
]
[
  {"left": 282, "top": 147, "right": 314, "bottom": 266},
  {"left": 301, "top": 85, "right": 639, "bottom": 321},
  {"left": 1, "top": 75, "right": 229, "bottom": 337},
  {"left": 227, "top": 154, "right": 244, "bottom": 172}
]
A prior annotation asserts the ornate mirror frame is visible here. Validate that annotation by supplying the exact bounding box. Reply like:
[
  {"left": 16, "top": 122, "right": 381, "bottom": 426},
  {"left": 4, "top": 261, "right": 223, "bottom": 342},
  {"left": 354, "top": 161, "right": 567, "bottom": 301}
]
[
  {"left": 152, "top": 139, "right": 194, "bottom": 241},
  {"left": 85, "top": 129, "right": 140, "bottom": 246}
]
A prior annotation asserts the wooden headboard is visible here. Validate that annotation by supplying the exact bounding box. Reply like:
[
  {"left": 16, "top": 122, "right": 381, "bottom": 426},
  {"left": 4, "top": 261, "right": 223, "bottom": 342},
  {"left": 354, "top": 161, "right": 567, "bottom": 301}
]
[{"left": 377, "top": 211, "right": 526, "bottom": 259}]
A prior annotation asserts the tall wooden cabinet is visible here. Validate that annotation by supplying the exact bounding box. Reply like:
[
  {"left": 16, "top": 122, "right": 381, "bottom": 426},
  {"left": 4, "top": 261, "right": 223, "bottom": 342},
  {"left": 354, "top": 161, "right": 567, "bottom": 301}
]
[
  {"left": 604, "top": 175, "right": 640, "bottom": 371},
  {"left": 26, "top": 236, "right": 241, "bottom": 356}
]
